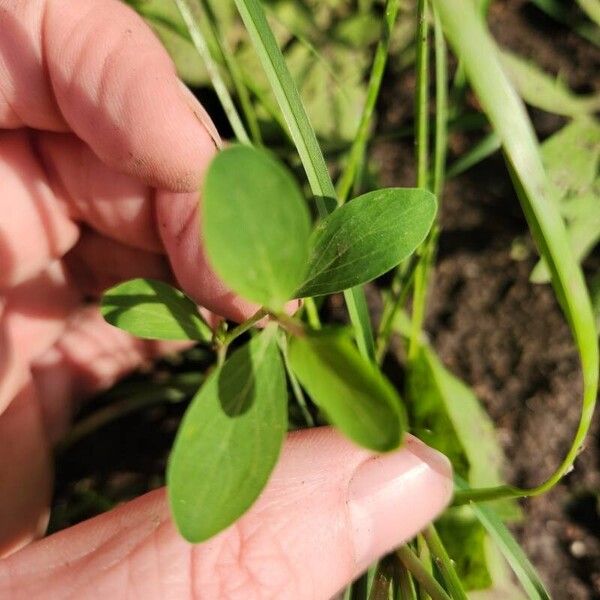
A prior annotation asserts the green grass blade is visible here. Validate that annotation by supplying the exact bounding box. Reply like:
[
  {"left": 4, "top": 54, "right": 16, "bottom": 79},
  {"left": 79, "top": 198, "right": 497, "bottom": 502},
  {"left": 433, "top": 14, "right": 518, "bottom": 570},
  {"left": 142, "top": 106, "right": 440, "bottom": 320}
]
[
  {"left": 434, "top": 0, "right": 599, "bottom": 503},
  {"left": 446, "top": 132, "right": 501, "bottom": 179},
  {"left": 200, "top": 0, "right": 262, "bottom": 144},
  {"left": 454, "top": 478, "right": 551, "bottom": 600},
  {"left": 233, "top": 0, "right": 375, "bottom": 360},
  {"left": 336, "top": 0, "right": 401, "bottom": 203},
  {"left": 174, "top": 0, "right": 250, "bottom": 144},
  {"left": 232, "top": 0, "right": 334, "bottom": 209}
]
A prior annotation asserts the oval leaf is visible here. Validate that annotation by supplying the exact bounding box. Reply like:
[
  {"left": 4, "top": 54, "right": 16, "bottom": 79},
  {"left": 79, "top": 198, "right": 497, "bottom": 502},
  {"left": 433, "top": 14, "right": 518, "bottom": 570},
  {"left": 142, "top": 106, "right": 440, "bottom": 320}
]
[
  {"left": 167, "top": 326, "right": 287, "bottom": 542},
  {"left": 288, "top": 331, "right": 405, "bottom": 452},
  {"left": 101, "top": 278, "right": 211, "bottom": 341},
  {"left": 295, "top": 188, "right": 437, "bottom": 298},
  {"left": 202, "top": 145, "right": 311, "bottom": 310}
]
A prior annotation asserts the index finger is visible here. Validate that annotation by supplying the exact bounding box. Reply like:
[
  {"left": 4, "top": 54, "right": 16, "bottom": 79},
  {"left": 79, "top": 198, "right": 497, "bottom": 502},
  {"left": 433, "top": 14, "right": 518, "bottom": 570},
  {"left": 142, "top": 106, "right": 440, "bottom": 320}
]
[{"left": 0, "top": 0, "right": 217, "bottom": 191}]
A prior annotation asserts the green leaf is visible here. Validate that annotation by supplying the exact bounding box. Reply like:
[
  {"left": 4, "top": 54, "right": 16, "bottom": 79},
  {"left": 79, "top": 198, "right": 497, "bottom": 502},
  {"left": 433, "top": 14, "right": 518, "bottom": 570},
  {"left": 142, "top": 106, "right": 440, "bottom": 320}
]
[
  {"left": 542, "top": 117, "right": 600, "bottom": 199},
  {"left": 500, "top": 50, "right": 600, "bottom": 117},
  {"left": 202, "top": 145, "right": 311, "bottom": 310},
  {"left": 288, "top": 330, "right": 405, "bottom": 452},
  {"left": 101, "top": 278, "right": 211, "bottom": 341},
  {"left": 435, "top": 510, "right": 492, "bottom": 590},
  {"left": 295, "top": 188, "right": 437, "bottom": 298},
  {"left": 167, "top": 326, "right": 287, "bottom": 542}
]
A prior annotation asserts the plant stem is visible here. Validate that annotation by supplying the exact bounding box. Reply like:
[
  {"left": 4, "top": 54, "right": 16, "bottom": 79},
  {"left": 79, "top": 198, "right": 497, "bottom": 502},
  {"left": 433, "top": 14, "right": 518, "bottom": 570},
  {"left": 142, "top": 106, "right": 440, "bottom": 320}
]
[
  {"left": 423, "top": 525, "right": 469, "bottom": 600},
  {"left": 432, "top": 9, "right": 447, "bottom": 200},
  {"left": 336, "top": 0, "right": 401, "bottom": 203},
  {"left": 368, "top": 561, "right": 393, "bottom": 600},
  {"left": 303, "top": 297, "right": 322, "bottom": 329},
  {"left": 395, "top": 561, "right": 418, "bottom": 600},
  {"left": 278, "top": 335, "right": 315, "bottom": 427},
  {"left": 417, "top": 535, "right": 433, "bottom": 600},
  {"left": 175, "top": 0, "right": 250, "bottom": 144},
  {"left": 396, "top": 546, "right": 452, "bottom": 600},
  {"left": 349, "top": 573, "right": 369, "bottom": 600},
  {"left": 221, "top": 308, "right": 267, "bottom": 346},
  {"left": 375, "top": 257, "right": 418, "bottom": 364},
  {"left": 415, "top": 0, "right": 430, "bottom": 189},
  {"left": 233, "top": 0, "right": 376, "bottom": 361},
  {"left": 201, "top": 0, "right": 262, "bottom": 144},
  {"left": 407, "top": 0, "right": 431, "bottom": 362}
]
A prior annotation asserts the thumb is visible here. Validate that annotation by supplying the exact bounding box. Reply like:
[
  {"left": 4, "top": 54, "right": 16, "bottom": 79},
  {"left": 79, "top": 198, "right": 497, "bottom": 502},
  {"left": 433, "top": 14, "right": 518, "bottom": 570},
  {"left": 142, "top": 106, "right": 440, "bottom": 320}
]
[{"left": 0, "top": 428, "right": 452, "bottom": 599}]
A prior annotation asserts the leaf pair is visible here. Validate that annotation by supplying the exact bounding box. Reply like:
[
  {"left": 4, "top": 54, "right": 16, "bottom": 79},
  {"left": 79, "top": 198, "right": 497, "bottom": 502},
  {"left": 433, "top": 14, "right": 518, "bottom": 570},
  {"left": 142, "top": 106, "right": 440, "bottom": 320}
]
[
  {"left": 202, "top": 144, "right": 437, "bottom": 310},
  {"left": 166, "top": 325, "right": 406, "bottom": 542}
]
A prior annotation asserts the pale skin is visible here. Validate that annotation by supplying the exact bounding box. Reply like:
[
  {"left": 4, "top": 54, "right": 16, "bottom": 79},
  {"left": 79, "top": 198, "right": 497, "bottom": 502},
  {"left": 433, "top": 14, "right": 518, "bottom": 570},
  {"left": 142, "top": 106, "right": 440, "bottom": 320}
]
[{"left": 0, "top": 1, "right": 453, "bottom": 598}]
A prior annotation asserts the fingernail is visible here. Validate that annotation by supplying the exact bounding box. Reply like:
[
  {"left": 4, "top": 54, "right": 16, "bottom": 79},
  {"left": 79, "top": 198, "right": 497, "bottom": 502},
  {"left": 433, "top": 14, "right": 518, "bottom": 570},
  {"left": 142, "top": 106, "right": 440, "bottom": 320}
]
[
  {"left": 177, "top": 80, "right": 222, "bottom": 149},
  {"left": 348, "top": 438, "right": 453, "bottom": 569}
]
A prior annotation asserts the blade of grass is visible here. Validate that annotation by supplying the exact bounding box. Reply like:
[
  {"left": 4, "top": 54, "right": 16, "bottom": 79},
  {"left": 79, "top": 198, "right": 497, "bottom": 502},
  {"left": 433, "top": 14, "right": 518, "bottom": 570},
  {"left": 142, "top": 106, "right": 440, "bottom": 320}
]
[
  {"left": 454, "top": 477, "right": 551, "bottom": 600},
  {"left": 232, "top": 0, "right": 375, "bottom": 361},
  {"left": 422, "top": 525, "right": 468, "bottom": 600},
  {"left": 446, "top": 131, "right": 501, "bottom": 178},
  {"left": 232, "top": 0, "right": 334, "bottom": 210},
  {"left": 434, "top": 0, "right": 599, "bottom": 503},
  {"left": 432, "top": 8, "right": 448, "bottom": 199},
  {"left": 201, "top": 0, "right": 262, "bottom": 144},
  {"left": 396, "top": 546, "right": 452, "bottom": 600},
  {"left": 407, "top": 0, "right": 431, "bottom": 362},
  {"left": 395, "top": 561, "right": 418, "bottom": 600},
  {"left": 336, "top": 0, "right": 401, "bottom": 203},
  {"left": 174, "top": 0, "right": 250, "bottom": 144}
]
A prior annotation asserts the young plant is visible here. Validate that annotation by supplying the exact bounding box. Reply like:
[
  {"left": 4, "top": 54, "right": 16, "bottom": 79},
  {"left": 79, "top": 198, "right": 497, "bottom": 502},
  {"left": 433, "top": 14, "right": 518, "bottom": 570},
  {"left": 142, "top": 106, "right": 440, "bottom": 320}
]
[{"left": 102, "top": 143, "right": 436, "bottom": 541}]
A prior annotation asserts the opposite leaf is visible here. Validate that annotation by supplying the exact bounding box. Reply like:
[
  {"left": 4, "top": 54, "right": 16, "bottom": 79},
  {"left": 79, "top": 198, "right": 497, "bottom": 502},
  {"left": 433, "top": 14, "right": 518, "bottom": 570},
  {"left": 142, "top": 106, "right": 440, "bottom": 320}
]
[
  {"left": 295, "top": 188, "right": 437, "bottom": 298},
  {"left": 203, "top": 145, "right": 311, "bottom": 310},
  {"left": 288, "top": 330, "right": 405, "bottom": 452},
  {"left": 168, "top": 326, "right": 287, "bottom": 542},
  {"left": 101, "top": 278, "right": 211, "bottom": 341}
]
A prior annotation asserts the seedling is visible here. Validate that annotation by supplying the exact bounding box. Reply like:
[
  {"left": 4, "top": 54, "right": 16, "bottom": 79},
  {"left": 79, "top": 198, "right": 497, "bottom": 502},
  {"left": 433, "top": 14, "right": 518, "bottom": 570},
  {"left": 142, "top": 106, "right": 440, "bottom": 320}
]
[{"left": 102, "top": 143, "right": 436, "bottom": 541}]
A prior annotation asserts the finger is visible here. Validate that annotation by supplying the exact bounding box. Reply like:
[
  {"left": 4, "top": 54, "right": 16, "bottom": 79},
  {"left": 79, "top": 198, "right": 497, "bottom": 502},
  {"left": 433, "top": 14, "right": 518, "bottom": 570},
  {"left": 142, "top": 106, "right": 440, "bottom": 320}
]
[
  {"left": 0, "top": 428, "right": 453, "bottom": 599},
  {"left": 64, "top": 228, "right": 172, "bottom": 298},
  {"left": 0, "top": 0, "right": 217, "bottom": 191},
  {"left": 0, "top": 306, "right": 190, "bottom": 555},
  {"left": 36, "top": 133, "right": 163, "bottom": 253},
  {"left": 0, "top": 381, "right": 52, "bottom": 558},
  {"left": 0, "top": 131, "right": 79, "bottom": 289},
  {"left": 0, "top": 261, "right": 79, "bottom": 414}
]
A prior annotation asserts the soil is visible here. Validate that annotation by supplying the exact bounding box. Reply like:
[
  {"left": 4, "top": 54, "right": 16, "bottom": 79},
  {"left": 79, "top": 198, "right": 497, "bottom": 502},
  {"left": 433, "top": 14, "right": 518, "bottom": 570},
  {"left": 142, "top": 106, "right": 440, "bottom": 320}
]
[{"left": 51, "top": 1, "right": 600, "bottom": 598}]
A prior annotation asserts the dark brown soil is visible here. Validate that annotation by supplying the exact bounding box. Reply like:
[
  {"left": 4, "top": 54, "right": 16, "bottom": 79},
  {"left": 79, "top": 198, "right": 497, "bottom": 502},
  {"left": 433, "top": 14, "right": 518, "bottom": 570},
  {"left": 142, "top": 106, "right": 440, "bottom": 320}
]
[{"left": 51, "top": 1, "right": 600, "bottom": 598}]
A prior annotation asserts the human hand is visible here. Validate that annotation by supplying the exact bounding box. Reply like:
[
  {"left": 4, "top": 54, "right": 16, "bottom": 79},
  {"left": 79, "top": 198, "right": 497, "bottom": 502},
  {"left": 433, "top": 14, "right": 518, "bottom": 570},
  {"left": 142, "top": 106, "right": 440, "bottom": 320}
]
[{"left": 0, "top": 1, "right": 452, "bottom": 597}]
